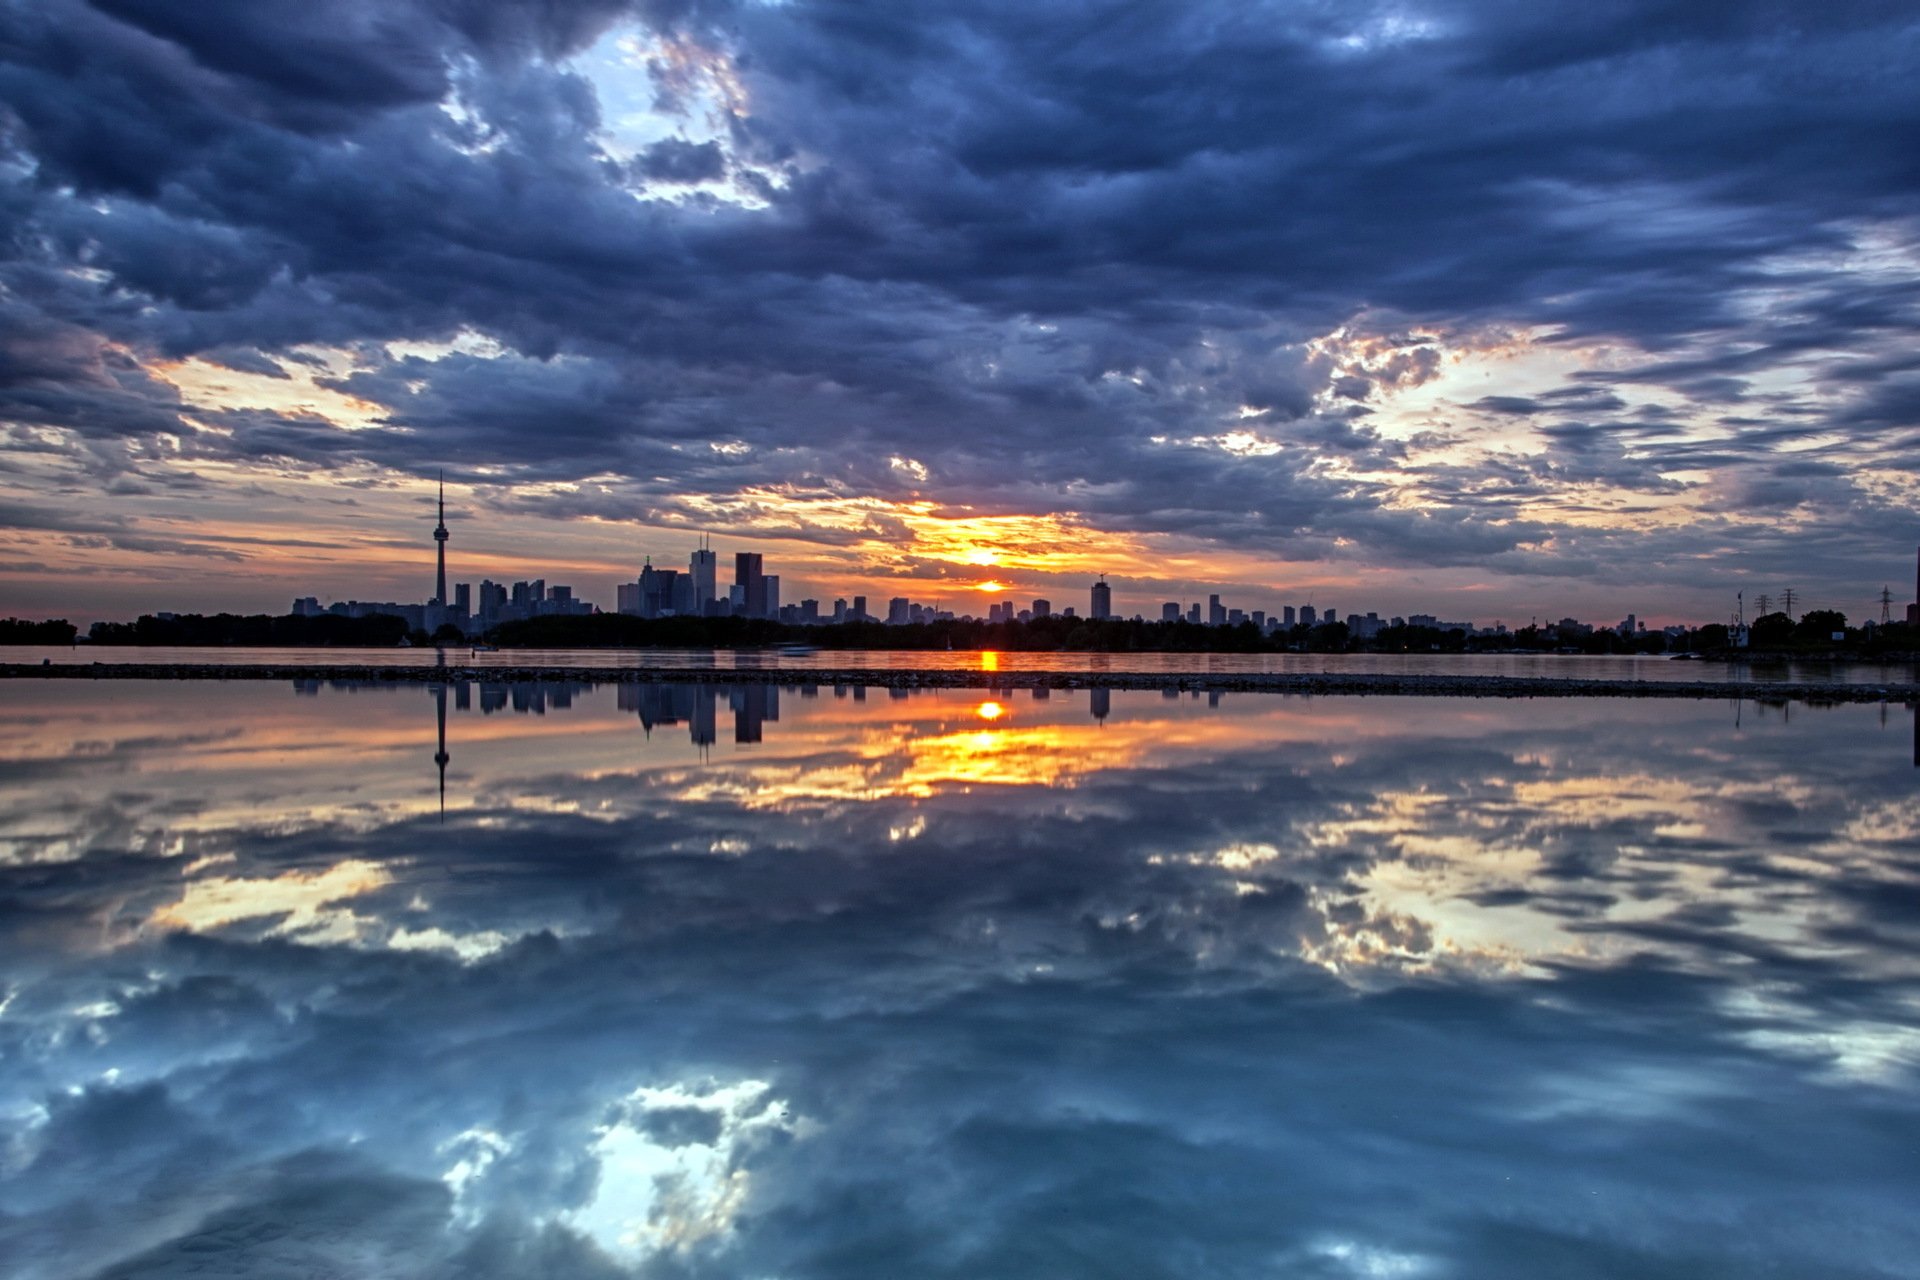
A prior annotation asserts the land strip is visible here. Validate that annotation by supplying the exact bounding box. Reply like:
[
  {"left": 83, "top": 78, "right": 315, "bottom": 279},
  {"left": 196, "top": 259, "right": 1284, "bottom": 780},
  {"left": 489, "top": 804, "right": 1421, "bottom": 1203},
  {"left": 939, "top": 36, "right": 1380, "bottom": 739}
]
[{"left": 2, "top": 662, "right": 1915, "bottom": 702}]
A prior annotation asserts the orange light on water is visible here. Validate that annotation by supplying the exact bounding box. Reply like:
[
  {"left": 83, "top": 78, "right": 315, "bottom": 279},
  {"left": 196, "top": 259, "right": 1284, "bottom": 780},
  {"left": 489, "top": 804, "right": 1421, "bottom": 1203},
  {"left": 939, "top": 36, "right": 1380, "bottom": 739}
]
[
  {"left": 976, "top": 701, "right": 1007, "bottom": 721},
  {"left": 980, "top": 650, "right": 1000, "bottom": 672}
]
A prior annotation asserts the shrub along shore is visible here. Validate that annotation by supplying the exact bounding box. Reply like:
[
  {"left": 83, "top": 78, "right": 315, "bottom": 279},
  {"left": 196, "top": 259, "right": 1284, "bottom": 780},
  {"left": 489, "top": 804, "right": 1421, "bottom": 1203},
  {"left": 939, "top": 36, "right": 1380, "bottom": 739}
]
[{"left": 2, "top": 661, "right": 1914, "bottom": 703}]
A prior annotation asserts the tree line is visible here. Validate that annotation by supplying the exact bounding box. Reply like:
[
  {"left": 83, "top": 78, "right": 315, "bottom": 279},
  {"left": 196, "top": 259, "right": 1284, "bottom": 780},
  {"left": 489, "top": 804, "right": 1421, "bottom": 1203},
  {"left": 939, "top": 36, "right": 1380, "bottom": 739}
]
[{"left": 7, "top": 606, "right": 1908, "bottom": 656}]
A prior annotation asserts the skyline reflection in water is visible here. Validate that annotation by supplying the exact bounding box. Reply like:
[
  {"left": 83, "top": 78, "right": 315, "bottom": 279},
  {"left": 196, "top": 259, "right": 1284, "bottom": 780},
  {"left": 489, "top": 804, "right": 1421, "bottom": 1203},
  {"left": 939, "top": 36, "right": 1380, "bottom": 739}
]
[{"left": 1, "top": 681, "right": 1917, "bottom": 1278}]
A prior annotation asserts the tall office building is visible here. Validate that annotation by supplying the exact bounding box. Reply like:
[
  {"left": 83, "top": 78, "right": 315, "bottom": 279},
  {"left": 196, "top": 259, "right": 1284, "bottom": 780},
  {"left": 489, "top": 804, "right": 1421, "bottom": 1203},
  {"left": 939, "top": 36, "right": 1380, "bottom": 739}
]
[
  {"left": 1162, "top": 602, "right": 1180, "bottom": 621},
  {"left": 1301, "top": 604, "right": 1317, "bottom": 626},
  {"left": 690, "top": 539, "right": 718, "bottom": 614},
  {"left": 735, "top": 553, "right": 766, "bottom": 618},
  {"left": 1208, "top": 594, "right": 1225, "bottom": 626},
  {"left": 1283, "top": 606, "right": 1295, "bottom": 626},
  {"left": 764, "top": 574, "right": 780, "bottom": 619},
  {"left": 1033, "top": 599, "right": 1052, "bottom": 619},
  {"left": 888, "top": 597, "right": 910, "bottom": 625},
  {"left": 852, "top": 595, "right": 867, "bottom": 622},
  {"left": 1091, "top": 576, "right": 1112, "bottom": 621}
]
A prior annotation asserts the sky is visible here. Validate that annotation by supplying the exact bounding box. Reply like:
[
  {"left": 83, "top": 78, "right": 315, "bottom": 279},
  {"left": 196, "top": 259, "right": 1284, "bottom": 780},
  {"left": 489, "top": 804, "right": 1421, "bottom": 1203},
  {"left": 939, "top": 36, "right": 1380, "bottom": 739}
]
[{"left": 2, "top": 0, "right": 1919, "bottom": 625}]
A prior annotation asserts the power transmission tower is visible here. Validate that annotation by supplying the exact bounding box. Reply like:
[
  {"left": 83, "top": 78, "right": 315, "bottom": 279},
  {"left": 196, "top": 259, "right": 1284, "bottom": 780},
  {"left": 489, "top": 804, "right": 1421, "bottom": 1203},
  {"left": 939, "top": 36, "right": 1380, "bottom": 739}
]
[
  {"left": 1882, "top": 586, "right": 1894, "bottom": 626},
  {"left": 1781, "top": 587, "right": 1796, "bottom": 617},
  {"left": 1754, "top": 593, "right": 1772, "bottom": 616}
]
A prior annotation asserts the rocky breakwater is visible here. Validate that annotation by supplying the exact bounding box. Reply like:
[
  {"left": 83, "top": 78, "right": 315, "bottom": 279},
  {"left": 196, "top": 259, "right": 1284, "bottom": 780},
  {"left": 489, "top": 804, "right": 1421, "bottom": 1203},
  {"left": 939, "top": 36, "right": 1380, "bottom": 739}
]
[{"left": 2, "top": 661, "right": 1917, "bottom": 703}]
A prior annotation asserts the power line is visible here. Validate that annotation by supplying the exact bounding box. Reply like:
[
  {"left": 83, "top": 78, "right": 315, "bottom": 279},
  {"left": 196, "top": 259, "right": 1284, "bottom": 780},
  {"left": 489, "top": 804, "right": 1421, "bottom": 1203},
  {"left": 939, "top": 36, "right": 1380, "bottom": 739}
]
[{"left": 1780, "top": 586, "right": 1797, "bottom": 616}]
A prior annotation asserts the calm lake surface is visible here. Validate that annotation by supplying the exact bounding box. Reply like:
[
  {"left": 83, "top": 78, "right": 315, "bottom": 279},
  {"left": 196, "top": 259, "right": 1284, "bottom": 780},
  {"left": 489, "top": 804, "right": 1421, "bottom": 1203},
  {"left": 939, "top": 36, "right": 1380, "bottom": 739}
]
[
  {"left": 2, "top": 681, "right": 1917, "bottom": 1278},
  {"left": 13, "top": 643, "right": 1920, "bottom": 684}
]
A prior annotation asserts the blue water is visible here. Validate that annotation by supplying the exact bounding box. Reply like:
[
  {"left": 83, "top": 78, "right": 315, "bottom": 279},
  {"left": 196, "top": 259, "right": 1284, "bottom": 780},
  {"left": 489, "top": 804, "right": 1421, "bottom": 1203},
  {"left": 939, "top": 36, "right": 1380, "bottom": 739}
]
[{"left": 1, "top": 680, "right": 1916, "bottom": 1278}]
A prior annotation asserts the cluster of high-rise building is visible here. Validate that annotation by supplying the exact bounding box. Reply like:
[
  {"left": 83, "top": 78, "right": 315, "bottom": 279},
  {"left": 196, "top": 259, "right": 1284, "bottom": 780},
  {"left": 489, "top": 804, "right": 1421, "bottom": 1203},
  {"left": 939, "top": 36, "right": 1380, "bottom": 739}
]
[
  {"left": 616, "top": 543, "right": 817, "bottom": 621},
  {"left": 615, "top": 540, "right": 965, "bottom": 627},
  {"left": 283, "top": 484, "right": 1698, "bottom": 641},
  {"left": 291, "top": 480, "right": 591, "bottom": 635}
]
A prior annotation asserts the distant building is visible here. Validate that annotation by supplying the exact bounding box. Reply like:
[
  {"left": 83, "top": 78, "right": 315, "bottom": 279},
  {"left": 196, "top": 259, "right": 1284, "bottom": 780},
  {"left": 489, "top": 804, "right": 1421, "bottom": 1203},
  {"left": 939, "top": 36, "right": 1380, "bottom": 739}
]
[
  {"left": 735, "top": 553, "right": 766, "bottom": 618},
  {"left": 888, "top": 597, "right": 911, "bottom": 625},
  {"left": 1208, "top": 594, "right": 1225, "bottom": 626},
  {"left": 690, "top": 543, "right": 718, "bottom": 613},
  {"left": 1033, "top": 599, "right": 1052, "bottom": 618},
  {"left": 1162, "top": 602, "right": 1180, "bottom": 621},
  {"left": 1091, "top": 577, "right": 1112, "bottom": 620}
]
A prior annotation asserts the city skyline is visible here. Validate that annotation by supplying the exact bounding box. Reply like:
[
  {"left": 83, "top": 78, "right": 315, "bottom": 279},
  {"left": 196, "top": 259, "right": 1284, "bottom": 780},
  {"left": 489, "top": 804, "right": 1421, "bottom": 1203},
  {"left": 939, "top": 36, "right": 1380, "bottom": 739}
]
[{"left": 261, "top": 492, "right": 1909, "bottom": 639}]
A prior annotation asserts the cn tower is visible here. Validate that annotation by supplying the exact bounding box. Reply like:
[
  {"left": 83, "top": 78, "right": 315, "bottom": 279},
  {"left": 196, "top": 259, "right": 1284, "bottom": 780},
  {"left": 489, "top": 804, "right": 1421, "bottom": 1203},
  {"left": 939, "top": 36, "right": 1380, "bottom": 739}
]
[{"left": 433, "top": 471, "right": 449, "bottom": 606}]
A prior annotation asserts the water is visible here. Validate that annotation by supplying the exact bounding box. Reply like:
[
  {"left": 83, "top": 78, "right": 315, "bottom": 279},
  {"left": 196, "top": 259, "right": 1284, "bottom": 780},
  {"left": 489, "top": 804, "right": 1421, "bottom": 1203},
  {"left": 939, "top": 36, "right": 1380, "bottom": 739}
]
[
  {"left": 11, "top": 643, "right": 1918, "bottom": 684},
  {"left": 2, "top": 680, "right": 1917, "bottom": 1278}
]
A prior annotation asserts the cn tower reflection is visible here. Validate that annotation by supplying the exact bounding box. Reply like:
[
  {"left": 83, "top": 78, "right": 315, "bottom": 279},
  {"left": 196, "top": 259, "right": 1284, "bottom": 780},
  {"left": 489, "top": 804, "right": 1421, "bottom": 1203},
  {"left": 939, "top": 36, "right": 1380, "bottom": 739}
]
[{"left": 433, "top": 683, "right": 449, "bottom": 820}]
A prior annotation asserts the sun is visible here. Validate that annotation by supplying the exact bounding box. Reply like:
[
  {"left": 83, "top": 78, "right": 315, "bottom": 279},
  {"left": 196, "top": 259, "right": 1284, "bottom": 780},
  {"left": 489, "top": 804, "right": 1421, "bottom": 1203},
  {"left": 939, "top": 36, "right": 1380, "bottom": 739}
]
[
  {"left": 973, "top": 580, "right": 1008, "bottom": 593},
  {"left": 975, "top": 701, "right": 1007, "bottom": 721}
]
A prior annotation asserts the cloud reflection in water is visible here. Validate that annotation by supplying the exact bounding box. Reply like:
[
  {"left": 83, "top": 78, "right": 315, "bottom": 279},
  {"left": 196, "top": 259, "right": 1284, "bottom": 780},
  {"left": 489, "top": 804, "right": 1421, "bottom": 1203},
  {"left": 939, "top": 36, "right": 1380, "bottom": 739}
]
[{"left": 0, "top": 681, "right": 1916, "bottom": 1278}]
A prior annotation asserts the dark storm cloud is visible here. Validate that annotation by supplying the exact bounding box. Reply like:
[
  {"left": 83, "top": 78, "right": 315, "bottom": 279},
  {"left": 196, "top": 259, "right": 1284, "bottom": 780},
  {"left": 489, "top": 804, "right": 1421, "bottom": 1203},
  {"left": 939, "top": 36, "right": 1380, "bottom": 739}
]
[
  {"left": 635, "top": 137, "right": 725, "bottom": 184},
  {"left": 1, "top": 0, "right": 1918, "bottom": 583}
]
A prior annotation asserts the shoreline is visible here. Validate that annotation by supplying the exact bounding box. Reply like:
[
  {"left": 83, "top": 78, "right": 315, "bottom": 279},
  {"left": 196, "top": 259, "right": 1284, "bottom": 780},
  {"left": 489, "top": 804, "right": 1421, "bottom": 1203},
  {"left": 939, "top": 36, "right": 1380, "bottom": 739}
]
[{"left": 3, "top": 662, "right": 1915, "bottom": 702}]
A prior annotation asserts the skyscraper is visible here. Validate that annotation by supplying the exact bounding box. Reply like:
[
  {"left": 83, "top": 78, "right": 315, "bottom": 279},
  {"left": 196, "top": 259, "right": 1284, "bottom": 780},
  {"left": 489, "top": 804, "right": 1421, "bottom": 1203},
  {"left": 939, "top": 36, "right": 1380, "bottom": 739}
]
[
  {"left": 432, "top": 472, "right": 449, "bottom": 606},
  {"left": 1208, "top": 594, "right": 1225, "bottom": 626},
  {"left": 1162, "top": 602, "right": 1179, "bottom": 621},
  {"left": 691, "top": 539, "right": 718, "bottom": 614},
  {"left": 1091, "top": 576, "right": 1112, "bottom": 621},
  {"left": 736, "top": 552, "right": 766, "bottom": 618}
]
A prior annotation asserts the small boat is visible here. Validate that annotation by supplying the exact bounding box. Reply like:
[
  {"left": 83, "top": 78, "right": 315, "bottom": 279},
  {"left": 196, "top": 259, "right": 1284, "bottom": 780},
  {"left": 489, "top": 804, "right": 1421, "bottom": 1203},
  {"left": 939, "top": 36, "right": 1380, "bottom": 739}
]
[{"left": 779, "top": 644, "right": 819, "bottom": 656}]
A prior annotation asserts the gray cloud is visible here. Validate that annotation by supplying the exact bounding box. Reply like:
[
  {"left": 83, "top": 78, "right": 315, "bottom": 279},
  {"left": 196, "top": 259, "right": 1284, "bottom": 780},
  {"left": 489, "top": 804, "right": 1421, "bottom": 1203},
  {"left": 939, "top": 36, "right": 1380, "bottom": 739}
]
[{"left": 2, "top": 0, "right": 1919, "bottom": 601}]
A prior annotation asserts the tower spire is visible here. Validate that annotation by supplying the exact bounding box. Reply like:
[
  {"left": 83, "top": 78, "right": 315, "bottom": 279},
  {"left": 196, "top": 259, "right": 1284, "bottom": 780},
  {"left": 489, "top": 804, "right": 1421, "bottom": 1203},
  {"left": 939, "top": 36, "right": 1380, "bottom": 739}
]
[{"left": 432, "top": 469, "right": 450, "bottom": 607}]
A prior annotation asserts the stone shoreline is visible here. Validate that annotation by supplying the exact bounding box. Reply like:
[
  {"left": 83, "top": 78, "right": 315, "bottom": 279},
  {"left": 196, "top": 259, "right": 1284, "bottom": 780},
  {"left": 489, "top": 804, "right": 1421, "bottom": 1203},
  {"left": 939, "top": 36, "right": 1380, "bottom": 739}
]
[{"left": 2, "top": 661, "right": 1915, "bottom": 702}]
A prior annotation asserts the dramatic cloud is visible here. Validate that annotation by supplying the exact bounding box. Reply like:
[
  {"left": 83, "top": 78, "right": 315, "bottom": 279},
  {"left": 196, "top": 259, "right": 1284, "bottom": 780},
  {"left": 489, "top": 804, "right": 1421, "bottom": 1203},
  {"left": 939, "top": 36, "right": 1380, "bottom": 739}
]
[{"left": 1, "top": 0, "right": 1918, "bottom": 618}]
